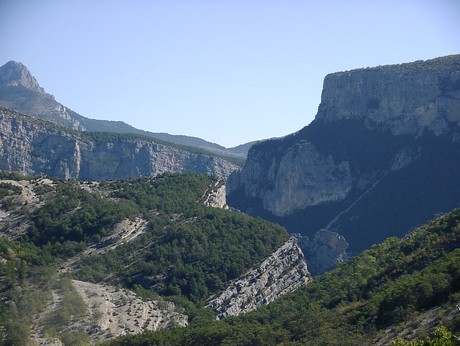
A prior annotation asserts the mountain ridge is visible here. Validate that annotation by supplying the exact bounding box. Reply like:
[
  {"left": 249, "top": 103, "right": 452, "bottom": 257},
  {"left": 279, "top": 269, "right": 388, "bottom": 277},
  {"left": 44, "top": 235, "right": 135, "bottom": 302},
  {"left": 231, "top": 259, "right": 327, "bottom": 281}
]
[{"left": 0, "top": 60, "right": 252, "bottom": 159}]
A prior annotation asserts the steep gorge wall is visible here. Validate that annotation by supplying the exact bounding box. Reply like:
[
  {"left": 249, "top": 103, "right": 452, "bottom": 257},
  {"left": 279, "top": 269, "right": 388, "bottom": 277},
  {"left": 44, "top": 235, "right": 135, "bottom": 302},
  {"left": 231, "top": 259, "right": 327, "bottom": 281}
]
[
  {"left": 228, "top": 55, "right": 460, "bottom": 253},
  {"left": 0, "top": 108, "right": 238, "bottom": 180}
]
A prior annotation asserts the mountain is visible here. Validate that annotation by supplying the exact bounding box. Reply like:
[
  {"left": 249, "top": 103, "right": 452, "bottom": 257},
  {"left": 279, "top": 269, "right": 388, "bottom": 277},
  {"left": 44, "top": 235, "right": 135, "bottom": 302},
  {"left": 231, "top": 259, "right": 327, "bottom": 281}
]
[
  {"left": 0, "top": 173, "right": 310, "bottom": 345},
  {"left": 227, "top": 55, "right": 460, "bottom": 255},
  {"left": 106, "top": 207, "right": 460, "bottom": 345},
  {"left": 0, "top": 60, "right": 252, "bottom": 159},
  {"left": 0, "top": 107, "right": 240, "bottom": 180}
]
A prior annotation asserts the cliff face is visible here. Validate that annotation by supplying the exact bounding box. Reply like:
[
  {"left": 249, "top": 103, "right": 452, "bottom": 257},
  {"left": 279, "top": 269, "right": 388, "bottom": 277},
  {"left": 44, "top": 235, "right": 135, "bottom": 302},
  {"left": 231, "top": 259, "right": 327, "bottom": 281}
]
[
  {"left": 0, "top": 108, "right": 238, "bottom": 180},
  {"left": 207, "top": 237, "right": 310, "bottom": 319},
  {"left": 0, "top": 61, "right": 251, "bottom": 158},
  {"left": 318, "top": 56, "right": 460, "bottom": 135},
  {"left": 228, "top": 55, "right": 460, "bottom": 254}
]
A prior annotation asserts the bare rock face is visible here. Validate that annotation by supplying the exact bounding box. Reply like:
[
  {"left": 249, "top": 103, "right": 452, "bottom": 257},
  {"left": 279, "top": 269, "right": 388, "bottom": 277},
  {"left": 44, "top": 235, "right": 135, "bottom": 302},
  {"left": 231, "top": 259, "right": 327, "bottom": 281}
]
[
  {"left": 0, "top": 108, "right": 239, "bottom": 180},
  {"left": 318, "top": 56, "right": 460, "bottom": 136},
  {"left": 227, "top": 55, "right": 460, "bottom": 256},
  {"left": 199, "top": 178, "right": 228, "bottom": 208},
  {"left": 207, "top": 237, "right": 311, "bottom": 319},
  {"left": 296, "top": 230, "right": 349, "bottom": 275},
  {"left": 230, "top": 140, "right": 352, "bottom": 216},
  {"left": 0, "top": 61, "right": 45, "bottom": 93}
]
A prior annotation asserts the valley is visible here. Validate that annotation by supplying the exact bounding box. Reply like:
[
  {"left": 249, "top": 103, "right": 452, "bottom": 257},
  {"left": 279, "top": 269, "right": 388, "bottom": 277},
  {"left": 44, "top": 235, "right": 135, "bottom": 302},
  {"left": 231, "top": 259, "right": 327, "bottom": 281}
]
[{"left": 0, "top": 55, "right": 459, "bottom": 345}]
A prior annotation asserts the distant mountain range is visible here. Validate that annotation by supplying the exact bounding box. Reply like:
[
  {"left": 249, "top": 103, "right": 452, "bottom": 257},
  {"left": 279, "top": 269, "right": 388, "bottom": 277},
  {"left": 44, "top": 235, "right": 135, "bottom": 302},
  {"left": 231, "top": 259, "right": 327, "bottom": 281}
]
[{"left": 0, "top": 60, "right": 255, "bottom": 160}]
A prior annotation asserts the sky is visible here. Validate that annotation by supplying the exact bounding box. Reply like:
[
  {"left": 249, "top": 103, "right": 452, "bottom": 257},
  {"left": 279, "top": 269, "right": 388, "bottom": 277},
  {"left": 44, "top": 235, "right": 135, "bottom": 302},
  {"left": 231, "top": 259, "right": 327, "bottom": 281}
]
[{"left": 1, "top": 1, "right": 459, "bottom": 148}]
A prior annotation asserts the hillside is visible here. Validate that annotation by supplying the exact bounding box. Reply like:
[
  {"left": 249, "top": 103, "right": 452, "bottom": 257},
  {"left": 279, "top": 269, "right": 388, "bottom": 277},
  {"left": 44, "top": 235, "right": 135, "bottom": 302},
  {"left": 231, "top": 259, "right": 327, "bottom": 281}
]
[
  {"left": 228, "top": 54, "right": 460, "bottom": 256},
  {"left": 105, "top": 207, "right": 460, "bottom": 345},
  {"left": 0, "top": 61, "right": 251, "bottom": 160},
  {"left": 0, "top": 172, "right": 309, "bottom": 345}
]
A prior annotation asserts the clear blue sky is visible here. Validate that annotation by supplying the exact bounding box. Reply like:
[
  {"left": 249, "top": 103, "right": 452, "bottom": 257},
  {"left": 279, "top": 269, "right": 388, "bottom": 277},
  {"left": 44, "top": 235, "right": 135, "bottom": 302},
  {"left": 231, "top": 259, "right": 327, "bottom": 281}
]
[{"left": 1, "top": 1, "right": 459, "bottom": 148}]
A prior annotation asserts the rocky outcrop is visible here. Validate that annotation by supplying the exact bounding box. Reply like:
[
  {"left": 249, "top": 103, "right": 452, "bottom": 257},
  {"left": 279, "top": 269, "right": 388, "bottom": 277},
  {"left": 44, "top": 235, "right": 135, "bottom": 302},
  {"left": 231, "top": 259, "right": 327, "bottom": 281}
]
[
  {"left": 32, "top": 280, "right": 187, "bottom": 345},
  {"left": 207, "top": 237, "right": 311, "bottom": 319},
  {"left": 199, "top": 178, "right": 228, "bottom": 208},
  {"left": 296, "top": 230, "right": 349, "bottom": 275},
  {"left": 228, "top": 55, "right": 460, "bottom": 255},
  {"left": 0, "top": 108, "right": 238, "bottom": 180}
]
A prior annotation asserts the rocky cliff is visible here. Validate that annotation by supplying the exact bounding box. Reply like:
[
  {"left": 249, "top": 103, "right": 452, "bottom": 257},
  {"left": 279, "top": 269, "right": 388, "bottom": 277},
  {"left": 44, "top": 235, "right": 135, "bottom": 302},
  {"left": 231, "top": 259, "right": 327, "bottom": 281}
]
[
  {"left": 228, "top": 55, "right": 460, "bottom": 255},
  {"left": 0, "top": 61, "right": 251, "bottom": 158},
  {"left": 0, "top": 108, "right": 238, "bottom": 180},
  {"left": 207, "top": 237, "right": 310, "bottom": 319},
  {"left": 295, "top": 230, "right": 349, "bottom": 275}
]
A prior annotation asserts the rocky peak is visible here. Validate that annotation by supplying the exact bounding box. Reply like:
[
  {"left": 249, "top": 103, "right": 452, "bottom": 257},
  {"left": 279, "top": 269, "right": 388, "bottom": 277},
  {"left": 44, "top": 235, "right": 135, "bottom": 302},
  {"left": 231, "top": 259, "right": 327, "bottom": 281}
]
[{"left": 0, "top": 61, "right": 45, "bottom": 94}]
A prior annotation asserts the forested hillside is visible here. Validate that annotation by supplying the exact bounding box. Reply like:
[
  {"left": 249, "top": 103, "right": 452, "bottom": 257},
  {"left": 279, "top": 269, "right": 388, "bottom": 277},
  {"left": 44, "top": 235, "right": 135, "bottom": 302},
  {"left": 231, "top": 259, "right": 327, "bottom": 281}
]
[
  {"left": 0, "top": 173, "right": 292, "bottom": 344},
  {"left": 106, "top": 208, "right": 460, "bottom": 345}
]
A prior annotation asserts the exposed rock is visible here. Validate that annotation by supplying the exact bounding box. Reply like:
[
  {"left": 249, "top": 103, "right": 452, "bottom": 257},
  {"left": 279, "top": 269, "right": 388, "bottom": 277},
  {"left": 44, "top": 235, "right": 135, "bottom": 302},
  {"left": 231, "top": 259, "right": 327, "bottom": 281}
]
[
  {"left": 227, "top": 55, "right": 460, "bottom": 256},
  {"left": 229, "top": 140, "right": 352, "bottom": 216},
  {"left": 0, "top": 61, "right": 252, "bottom": 158},
  {"left": 317, "top": 56, "right": 460, "bottom": 136},
  {"left": 32, "top": 280, "right": 187, "bottom": 345},
  {"left": 296, "top": 230, "right": 349, "bottom": 275},
  {"left": 58, "top": 217, "right": 149, "bottom": 273},
  {"left": 207, "top": 237, "right": 311, "bottom": 319},
  {"left": 0, "top": 108, "right": 239, "bottom": 180},
  {"left": 199, "top": 178, "right": 227, "bottom": 208},
  {"left": 0, "top": 61, "right": 45, "bottom": 93}
]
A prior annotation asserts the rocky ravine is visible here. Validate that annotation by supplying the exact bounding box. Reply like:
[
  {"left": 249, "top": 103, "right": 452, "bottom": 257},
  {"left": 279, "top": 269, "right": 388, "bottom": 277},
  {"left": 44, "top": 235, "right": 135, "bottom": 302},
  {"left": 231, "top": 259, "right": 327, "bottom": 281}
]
[
  {"left": 207, "top": 237, "right": 311, "bottom": 319},
  {"left": 0, "top": 108, "right": 239, "bottom": 180},
  {"left": 228, "top": 55, "right": 460, "bottom": 255}
]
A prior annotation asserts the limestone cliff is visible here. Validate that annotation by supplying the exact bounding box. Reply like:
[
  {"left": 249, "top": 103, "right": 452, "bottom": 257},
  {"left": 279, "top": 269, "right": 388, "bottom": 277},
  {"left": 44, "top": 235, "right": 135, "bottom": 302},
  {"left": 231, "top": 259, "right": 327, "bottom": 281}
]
[
  {"left": 296, "top": 230, "right": 349, "bottom": 275},
  {"left": 317, "top": 56, "right": 460, "bottom": 135},
  {"left": 0, "top": 108, "right": 238, "bottom": 180},
  {"left": 0, "top": 61, "right": 251, "bottom": 158},
  {"left": 228, "top": 55, "right": 460, "bottom": 254},
  {"left": 207, "top": 237, "right": 311, "bottom": 319}
]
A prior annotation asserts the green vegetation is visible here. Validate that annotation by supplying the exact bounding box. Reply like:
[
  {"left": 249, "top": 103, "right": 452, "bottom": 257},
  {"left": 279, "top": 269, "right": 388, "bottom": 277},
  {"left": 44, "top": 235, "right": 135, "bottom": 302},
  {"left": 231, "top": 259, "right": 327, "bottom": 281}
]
[
  {"left": 0, "top": 238, "right": 57, "bottom": 345},
  {"left": 43, "top": 277, "right": 88, "bottom": 336},
  {"left": 75, "top": 174, "right": 288, "bottom": 303},
  {"left": 28, "top": 181, "right": 138, "bottom": 249},
  {"left": 1, "top": 172, "right": 459, "bottom": 345},
  {"left": 0, "top": 173, "right": 288, "bottom": 344},
  {"left": 391, "top": 325, "right": 454, "bottom": 346},
  {"left": 0, "top": 170, "right": 34, "bottom": 181},
  {"left": 105, "top": 208, "right": 460, "bottom": 345}
]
